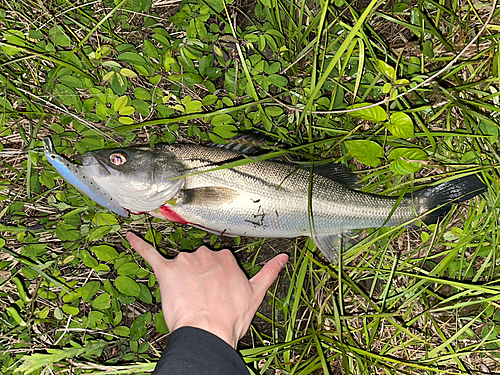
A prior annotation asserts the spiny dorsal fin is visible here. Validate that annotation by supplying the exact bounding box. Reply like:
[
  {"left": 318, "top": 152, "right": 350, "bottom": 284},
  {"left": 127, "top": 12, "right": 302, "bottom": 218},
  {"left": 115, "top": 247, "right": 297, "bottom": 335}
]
[
  {"left": 208, "top": 131, "right": 269, "bottom": 155},
  {"left": 313, "top": 164, "right": 358, "bottom": 189},
  {"left": 181, "top": 187, "right": 240, "bottom": 205}
]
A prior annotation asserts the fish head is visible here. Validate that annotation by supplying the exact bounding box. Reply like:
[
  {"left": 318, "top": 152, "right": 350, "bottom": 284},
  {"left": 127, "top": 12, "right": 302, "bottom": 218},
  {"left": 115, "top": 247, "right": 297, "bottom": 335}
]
[
  {"left": 77, "top": 146, "right": 186, "bottom": 214},
  {"left": 44, "top": 137, "right": 185, "bottom": 216}
]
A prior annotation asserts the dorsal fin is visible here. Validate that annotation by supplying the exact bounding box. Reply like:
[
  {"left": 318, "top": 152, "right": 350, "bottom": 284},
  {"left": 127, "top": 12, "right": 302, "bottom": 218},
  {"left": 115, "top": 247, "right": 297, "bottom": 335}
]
[
  {"left": 208, "top": 131, "right": 269, "bottom": 155},
  {"left": 313, "top": 164, "right": 358, "bottom": 188}
]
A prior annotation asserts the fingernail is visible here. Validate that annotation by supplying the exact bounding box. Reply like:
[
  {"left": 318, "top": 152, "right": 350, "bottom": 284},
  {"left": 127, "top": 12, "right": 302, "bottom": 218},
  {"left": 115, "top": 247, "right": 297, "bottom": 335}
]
[{"left": 278, "top": 254, "right": 288, "bottom": 267}]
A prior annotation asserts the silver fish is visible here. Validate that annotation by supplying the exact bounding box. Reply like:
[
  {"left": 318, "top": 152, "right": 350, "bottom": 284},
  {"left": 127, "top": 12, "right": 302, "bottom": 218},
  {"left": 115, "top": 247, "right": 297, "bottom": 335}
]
[{"left": 43, "top": 136, "right": 486, "bottom": 262}]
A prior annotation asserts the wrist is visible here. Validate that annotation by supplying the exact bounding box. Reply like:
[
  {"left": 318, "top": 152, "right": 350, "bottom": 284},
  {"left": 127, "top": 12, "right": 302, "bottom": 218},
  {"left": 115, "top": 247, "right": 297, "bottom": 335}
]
[{"left": 171, "top": 319, "right": 238, "bottom": 349}]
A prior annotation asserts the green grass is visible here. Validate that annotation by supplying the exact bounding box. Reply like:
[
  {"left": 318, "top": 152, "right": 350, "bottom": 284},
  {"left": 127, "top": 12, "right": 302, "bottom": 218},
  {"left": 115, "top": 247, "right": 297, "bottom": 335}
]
[{"left": 1, "top": 0, "right": 499, "bottom": 373}]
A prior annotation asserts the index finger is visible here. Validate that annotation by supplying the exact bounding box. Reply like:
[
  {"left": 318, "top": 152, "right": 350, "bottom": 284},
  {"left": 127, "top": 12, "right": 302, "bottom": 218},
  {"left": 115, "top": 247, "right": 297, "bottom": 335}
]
[{"left": 126, "top": 232, "right": 168, "bottom": 271}]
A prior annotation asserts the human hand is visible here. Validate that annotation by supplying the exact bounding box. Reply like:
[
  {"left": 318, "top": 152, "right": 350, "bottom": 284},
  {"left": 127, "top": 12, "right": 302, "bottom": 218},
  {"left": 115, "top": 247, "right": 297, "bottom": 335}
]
[{"left": 126, "top": 232, "right": 288, "bottom": 349}]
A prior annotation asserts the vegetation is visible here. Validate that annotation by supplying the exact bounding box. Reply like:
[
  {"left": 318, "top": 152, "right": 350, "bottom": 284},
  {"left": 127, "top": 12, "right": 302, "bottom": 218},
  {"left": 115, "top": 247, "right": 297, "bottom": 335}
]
[{"left": 0, "top": 0, "right": 498, "bottom": 373}]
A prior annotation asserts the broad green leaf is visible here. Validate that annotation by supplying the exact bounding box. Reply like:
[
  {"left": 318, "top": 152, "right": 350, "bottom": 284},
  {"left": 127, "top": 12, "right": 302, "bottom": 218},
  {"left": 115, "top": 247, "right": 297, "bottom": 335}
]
[
  {"left": 153, "top": 34, "right": 170, "bottom": 47},
  {"left": 132, "top": 99, "right": 150, "bottom": 116},
  {"left": 202, "top": 94, "right": 218, "bottom": 106},
  {"left": 117, "top": 51, "right": 148, "bottom": 65},
  {"left": 211, "top": 114, "right": 234, "bottom": 127},
  {"left": 111, "top": 72, "right": 128, "bottom": 95},
  {"left": 119, "top": 106, "right": 135, "bottom": 115},
  {"left": 203, "top": 0, "right": 224, "bottom": 13},
  {"left": 265, "top": 106, "right": 283, "bottom": 117},
  {"left": 143, "top": 40, "right": 159, "bottom": 59},
  {"left": 102, "top": 71, "right": 115, "bottom": 84},
  {"left": 59, "top": 76, "right": 83, "bottom": 89},
  {"left": 421, "top": 232, "right": 430, "bottom": 243},
  {"left": 208, "top": 132, "right": 229, "bottom": 144},
  {"left": 114, "top": 96, "right": 128, "bottom": 111},
  {"left": 183, "top": 97, "right": 202, "bottom": 113},
  {"left": 62, "top": 304, "right": 79, "bottom": 315},
  {"left": 115, "top": 310, "right": 124, "bottom": 326},
  {"left": 120, "top": 68, "right": 137, "bottom": 78},
  {"left": 130, "top": 312, "right": 152, "bottom": 341},
  {"left": 182, "top": 73, "right": 203, "bottom": 85},
  {"left": 135, "top": 64, "right": 151, "bottom": 76},
  {"left": 135, "top": 87, "right": 152, "bottom": 101},
  {"left": 461, "top": 150, "right": 479, "bottom": 164},
  {"left": 268, "top": 74, "right": 288, "bottom": 87},
  {"left": 479, "top": 121, "right": 499, "bottom": 143},
  {"left": 258, "top": 34, "right": 266, "bottom": 51},
  {"left": 387, "top": 112, "right": 414, "bottom": 138},
  {"left": 344, "top": 140, "right": 384, "bottom": 167},
  {"left": 154, "top": 312, "right": 169, "bottom": 334},
  {"left": 138, "top": 283, "right": 153, "bottom": 304},
  {"left": 49, "top": 25, "right": 71, "bottom": 47},
  {"left": 131, "top": 0, "right": 152, "bottom": 11},
  {"left": 40, "top": 171, "right": 56, "bottom": 188},
  {"left": 114, "top": 326, "right": 130, "bottom": 337},
  {"left": 177, "top": 55, "right": 196, "bottom": 73},
  {"left": 92, "top": 213, "right": 119, "bottom": 226},
  {"left": 91, "top": 245, "right": 119, "bottom": 262},
  {"left": 115, "top": 275, "right": 141, "bottom": 296},
  {"left": 54, "top": 307, "right": 64, "bottom": 320},
  {"left": 199, "top": 55, "right": 213, "bottom": 76},
  {"left": 82, "top": 280, "right": 101, "bottom": 301},
  {"left": 163, "top": 56, "right": 176, "bottom": 72},
  {"left": 377, "top": 59, "right": 396, "bottom": 80},
  {"left": 119, "top": 116, "right": 134, "bottom": 124},
  {"left": 53, "top": 84, "right": 81, "bottom": 110},
  {"left": 88, "top": 226, "right": 111, "bottom": 241},
  {"left": 55, "top": 224, "right": 80, "bottom": 241},
  {"left": 92, "top": 293, "right": 111, "bottom": 310},
  {"left": 421, "top": 40, "right": 434, "bottom": 58},
  {"left": 150, "top": 75, "right": 161, "bottom": 84},
  {"left": 347, "top": 103, "right": 387, "bottom": 123},
  {"left": 268, "top": 62, "right": 281, "bottom": 74},
  {"left": 395, "top": 78, "right": 409, "bottom": 85},
  {"left": 389, "top": 148, "right": 428, "bottom": 175},
  {"left": 117, "top": 262, "right": 140, "bottom": 276},
  {"left": 212, "top": 124, "right": 238, "bottom": 138}
]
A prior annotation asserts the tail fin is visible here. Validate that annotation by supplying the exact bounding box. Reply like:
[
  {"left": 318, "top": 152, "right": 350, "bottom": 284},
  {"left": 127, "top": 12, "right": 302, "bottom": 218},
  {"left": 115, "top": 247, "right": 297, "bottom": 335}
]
[{"left": 413, "top": 174, "right": 486, "bottom": 225}]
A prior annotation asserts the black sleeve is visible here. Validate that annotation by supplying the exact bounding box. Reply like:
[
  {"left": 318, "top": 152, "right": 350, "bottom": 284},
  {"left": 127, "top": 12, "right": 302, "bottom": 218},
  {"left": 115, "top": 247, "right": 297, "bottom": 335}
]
[{"left": 153, "top": 326, "right": 249, "bottom": 375}]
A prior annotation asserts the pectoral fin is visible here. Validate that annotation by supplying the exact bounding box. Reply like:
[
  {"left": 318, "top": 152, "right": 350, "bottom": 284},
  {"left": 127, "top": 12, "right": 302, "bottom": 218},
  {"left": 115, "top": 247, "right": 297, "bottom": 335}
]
[{"left": 181, "top": 187, "right": 240, "bottom": 205}]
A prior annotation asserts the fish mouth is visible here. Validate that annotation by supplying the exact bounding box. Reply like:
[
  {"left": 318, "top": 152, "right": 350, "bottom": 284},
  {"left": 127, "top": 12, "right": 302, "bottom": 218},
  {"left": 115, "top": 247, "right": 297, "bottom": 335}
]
[
  {"left": 78, "top": 154, "right": 94, "bottom": 166},
  {"left": 43, "top": 137, "right": 130, "bottom": 217},
  {"left": 76, "top": 153, "right": 114, "bottom": 176},
  {"left": 43, "top": 137, "right": 57, "bottom": 160}
]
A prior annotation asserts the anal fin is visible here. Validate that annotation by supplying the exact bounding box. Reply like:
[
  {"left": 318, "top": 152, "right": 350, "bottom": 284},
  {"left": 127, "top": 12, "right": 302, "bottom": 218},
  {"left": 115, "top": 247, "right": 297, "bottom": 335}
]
[{"left": 312, "top": 232, "right": 354, "bottom": 264}]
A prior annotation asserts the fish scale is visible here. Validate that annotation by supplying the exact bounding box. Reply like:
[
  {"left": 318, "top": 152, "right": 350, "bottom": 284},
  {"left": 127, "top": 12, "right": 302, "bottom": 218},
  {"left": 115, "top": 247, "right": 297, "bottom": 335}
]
[{"left": 44, "top": 136, "right": 486, "bottom": 263}]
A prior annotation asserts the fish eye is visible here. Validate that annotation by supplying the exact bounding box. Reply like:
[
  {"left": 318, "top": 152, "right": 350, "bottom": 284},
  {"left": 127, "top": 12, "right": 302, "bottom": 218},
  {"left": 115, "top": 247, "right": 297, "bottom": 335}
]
[{"left": 110, "top": 152, "right": 127, "bottom": 166}]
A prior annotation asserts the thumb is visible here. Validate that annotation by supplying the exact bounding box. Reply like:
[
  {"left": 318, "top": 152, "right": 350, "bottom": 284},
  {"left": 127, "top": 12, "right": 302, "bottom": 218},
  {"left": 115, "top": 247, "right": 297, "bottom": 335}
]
[
  {"left": 126, "top": 232, "right": 167, "bottom": 272},
  {"left": 249, "top": 253, "right": 288, "bottom": 300}
]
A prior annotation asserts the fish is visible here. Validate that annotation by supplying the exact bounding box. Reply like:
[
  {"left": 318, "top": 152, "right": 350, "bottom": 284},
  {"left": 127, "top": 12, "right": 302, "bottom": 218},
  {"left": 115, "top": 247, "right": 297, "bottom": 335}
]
[{"left": 43, "top": 136, "right": 486, "bottom": 263}]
